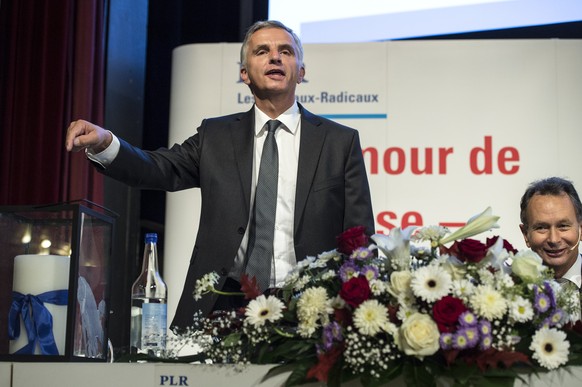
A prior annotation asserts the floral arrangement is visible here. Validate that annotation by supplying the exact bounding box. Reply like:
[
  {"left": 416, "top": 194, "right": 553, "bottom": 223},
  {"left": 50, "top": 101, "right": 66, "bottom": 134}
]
[{"left": 170, "top": 207, "right": 582, "bottom": 386}]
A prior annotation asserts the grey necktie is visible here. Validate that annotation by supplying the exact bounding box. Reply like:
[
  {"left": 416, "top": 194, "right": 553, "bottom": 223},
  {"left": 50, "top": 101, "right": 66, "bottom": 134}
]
[{"left": 246, "top": 119, "right": 281, "bottom": 292}]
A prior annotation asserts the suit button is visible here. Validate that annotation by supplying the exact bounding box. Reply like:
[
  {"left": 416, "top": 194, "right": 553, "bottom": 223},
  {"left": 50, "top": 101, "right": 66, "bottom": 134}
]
[
  {"left": 237, "top": 227, "right": 245, "bottom": 234},
  {"left": 220, "top": 268, "right": 228, "bottom": 276}
]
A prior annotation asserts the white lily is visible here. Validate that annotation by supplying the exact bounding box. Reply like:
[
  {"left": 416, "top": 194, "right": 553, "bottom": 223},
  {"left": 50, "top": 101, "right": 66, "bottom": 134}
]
[
  {"left": 481, "top": 236, "right": 512, "bottom": 273},
  {"left": 439, "top": 207, "right": 500, "bottom": 246},
  {"left": 371, "top": 226, "right": 417, "bottom": 271}
]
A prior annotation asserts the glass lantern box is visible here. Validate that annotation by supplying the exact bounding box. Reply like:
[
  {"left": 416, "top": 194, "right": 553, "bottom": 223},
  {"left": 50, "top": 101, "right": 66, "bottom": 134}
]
[{"left": 0, "top": 200, "right": 116, "bottom": 361}]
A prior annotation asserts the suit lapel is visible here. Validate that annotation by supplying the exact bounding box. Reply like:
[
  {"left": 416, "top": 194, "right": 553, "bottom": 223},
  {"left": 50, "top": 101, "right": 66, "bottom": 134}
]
[
  {"left": 294, "top": 106, "right": 326, "bottom": 235},
  {"left": 229, "top": 108, "right": 255, "bottom": 216},
  {"left": 228, "top": 105, "right": 327, "bottom": 234}
]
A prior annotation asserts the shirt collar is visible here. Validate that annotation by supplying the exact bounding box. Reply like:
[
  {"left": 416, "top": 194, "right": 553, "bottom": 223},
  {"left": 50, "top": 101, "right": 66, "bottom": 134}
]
[
  {"left": 562, "top": 253, "right": 582, "bottom": 288},
  {"left": 254, "top": 102, "right": 300, "bottom": 136}
]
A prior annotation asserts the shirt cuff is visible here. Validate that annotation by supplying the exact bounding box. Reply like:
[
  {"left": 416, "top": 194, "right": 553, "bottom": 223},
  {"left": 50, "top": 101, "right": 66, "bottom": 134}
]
[{"left": 85, "top": 131, "right": 120, "bottom": 168}]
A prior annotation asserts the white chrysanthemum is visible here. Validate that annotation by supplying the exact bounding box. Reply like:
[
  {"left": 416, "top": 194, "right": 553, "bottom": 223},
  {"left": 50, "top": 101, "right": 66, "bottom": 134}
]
[
  {"left": 369, "top": 279, "right": 387, "bottom": 296},
  {"left": 321, "top": 270, "right": 337, "bottom": 281},
  {"left": 309, "top": 257, "right": 328, "bottom": 269},
  {"left": 397, "top": 290, "right": 416, "bottom": 311},
  {"left": 477, "top": 267, "right": 495, "bottom": 286},
  {"left": 470, "top": 285, "right": 507, "bottom": 320},
  {"left": 296, "top": 287, "right": 333, "bottom": 337},
  {"left": 244, "top": 295, "right": 285, "bottom": 327},
  {"left": 410, "top": 265, "right": 452, "bottom": 303},
  {"left": 193, "top": 272, "right": 219, "bottom": 300},
  {"left": 297, "top": 318, "right": 319, "bottom": 337},
  {"left": 412, "top": 225, "right": 449, "bottom": 243},
  {"left": 317, "top": 249, "right": 341, "bottom": 263},
  {"left": 353, "top": 299, "right": 390, "bottom": 336},
  {"left": 383, "top": 321, "right": 399, "bottom": 337},
  {"left": 297, "top": 287, "right": 330, "bottom": 318},
  {"left": 494, "top": 271, "right": 515, "bottom": 290},
  {"left": 530, "top": 327, "right": 570, "bottom": 370},
  {"left": 451, "top": 279, "right": 476, "bottom": 301},
  {"left": 294, "top": 275, "right": 311, "bottom": 291},
  {"left": 284, "top": 270, "right": 300, "bottom": 286},
  {"left": 296, "top": 256, "right": 316, "bottom": 270},
  {"left": 396, "top": 304, "right": 418, "bottom": 322},
  {"left": 508, "top": 295, "right": 534, "bottom": 323}
]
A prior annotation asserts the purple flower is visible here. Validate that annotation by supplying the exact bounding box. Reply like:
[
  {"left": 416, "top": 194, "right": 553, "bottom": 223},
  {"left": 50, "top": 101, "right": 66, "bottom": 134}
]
[
  {"left": 440, "top": 332, "right": 454, "bottom": 350},
  {"left": 458, "top": 327, "right": 479, "bottom": 348},
  {"left": 361, "top": 265, "right": 379, "bottom": 281},
  {"left": 534, "top": 292, "right": 551, "bottom": 313},
  {"left": 549, "top": 309, "right": 565, "bottom": 326},
  {"left": 339, "top": 261, "right": 359, "bottom": 282},
  {"left": 453, "top": 331, "right": 469, "bottom": 350},
  {"left": 478, "top": 320, "right": 492, "bottom": 336},
  {"left": 322, "top": 321, "right": 343, "bottom": 351},
  {"left": 350, "top": 246, "right": 374, "bottom": 261},
  {"left": 458, "top": 311, "right": 478, "bottom": 327},
  {"left": 479, "top": 334, "right": 493, "bottom": 350},
  {"left": 539, "top": 317, "right": 553, "bottom": 330},
  {"left": 327, "top": 321, "right": 343, "bottom": 341},
  {"left": 543, "top": 281, "right": 557, "bottom": 308}
]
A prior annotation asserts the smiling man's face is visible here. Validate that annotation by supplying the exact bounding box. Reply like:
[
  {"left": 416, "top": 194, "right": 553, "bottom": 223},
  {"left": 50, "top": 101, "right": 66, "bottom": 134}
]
[
  {"left": 520, "top": 193, "right": 581, "bottom": 278},
  {"left": 240, "top": 27, "right": 304, "bottom": 100}
]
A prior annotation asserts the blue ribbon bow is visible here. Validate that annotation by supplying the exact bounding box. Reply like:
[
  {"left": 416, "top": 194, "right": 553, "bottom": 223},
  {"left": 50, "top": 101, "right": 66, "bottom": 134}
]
[{"left": 8, "top": 290, "right": 69, "bottom": 355}]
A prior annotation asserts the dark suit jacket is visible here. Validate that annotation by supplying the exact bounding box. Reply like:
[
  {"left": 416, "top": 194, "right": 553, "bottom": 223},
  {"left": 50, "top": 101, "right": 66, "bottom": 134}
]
[{"left": 100, "top": 104, "right": 374, "bottom": 330}]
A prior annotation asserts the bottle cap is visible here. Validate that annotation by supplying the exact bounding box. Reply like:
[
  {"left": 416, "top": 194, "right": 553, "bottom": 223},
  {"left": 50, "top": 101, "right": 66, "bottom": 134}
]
[{"left": 145, "top": 233, "right": 158, "bottom": 243}]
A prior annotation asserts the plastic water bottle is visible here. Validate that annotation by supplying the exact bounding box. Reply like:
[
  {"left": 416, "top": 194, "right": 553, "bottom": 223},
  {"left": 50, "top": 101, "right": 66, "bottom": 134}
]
[{"left": 130, "top": 233, "right": 167, "bottom": 356}]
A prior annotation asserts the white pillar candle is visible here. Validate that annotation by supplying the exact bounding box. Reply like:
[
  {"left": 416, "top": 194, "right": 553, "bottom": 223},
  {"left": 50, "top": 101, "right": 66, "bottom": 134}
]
[{"left": 10, "top": 254, "right": 70, "bottom": 355}]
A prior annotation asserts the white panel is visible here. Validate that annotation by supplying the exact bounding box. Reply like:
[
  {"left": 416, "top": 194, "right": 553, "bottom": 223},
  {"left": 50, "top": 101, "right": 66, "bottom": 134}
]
[{"left": 164, "top": 40, "right": 582, "bottom": 328}]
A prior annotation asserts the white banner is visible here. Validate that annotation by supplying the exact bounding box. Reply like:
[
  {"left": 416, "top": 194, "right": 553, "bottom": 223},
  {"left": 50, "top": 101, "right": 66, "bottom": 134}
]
[{"left": 164, "top": 40, "right": 582, "bottom": 322}]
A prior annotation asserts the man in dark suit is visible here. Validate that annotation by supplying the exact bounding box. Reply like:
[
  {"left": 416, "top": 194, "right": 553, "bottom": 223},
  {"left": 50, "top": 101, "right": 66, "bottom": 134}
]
[
  {"left": 519, "top": 177, "right": 581, "bottom": 319},
  {"left": 65, "top": 20, "right": 374, "bottom": 331}
]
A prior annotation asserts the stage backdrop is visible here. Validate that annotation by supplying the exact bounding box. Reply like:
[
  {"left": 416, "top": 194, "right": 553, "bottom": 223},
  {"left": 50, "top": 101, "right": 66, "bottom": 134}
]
[{"left": 164, "top": 40, "right": 582, "bottom": 324}]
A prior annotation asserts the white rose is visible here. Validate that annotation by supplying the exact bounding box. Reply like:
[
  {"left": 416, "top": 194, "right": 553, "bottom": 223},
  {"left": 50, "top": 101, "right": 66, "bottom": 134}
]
[
  {"left": 398, "top": 312, "right": 440, "bottom": 359},
  {"left": 512, "top": 250, "right": 546, "bottom": 282},
  {"left": 387, "top": 271, "right": 412, "bottom": 297}
]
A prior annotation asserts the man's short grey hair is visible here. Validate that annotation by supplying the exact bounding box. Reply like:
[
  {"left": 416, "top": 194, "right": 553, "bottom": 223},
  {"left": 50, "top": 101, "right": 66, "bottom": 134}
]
[{"left": 240, "top": 20, "right": 304, "bottom": 70}]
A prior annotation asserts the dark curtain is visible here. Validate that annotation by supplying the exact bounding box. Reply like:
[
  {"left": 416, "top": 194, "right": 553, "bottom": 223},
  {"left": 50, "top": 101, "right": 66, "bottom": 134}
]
[
  {"left": 0, "top": 0, "right": 106, "bottom": 354},
  {"left": 0, "top": 0, "right": 105, "bottom": 206}
]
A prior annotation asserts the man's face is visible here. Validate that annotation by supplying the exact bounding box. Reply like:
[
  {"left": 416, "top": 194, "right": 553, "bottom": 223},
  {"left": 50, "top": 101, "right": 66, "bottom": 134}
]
[
  {"left": 520, "top": 193, "right": 581, "bottom": 277},
  {"left": 240, "top": 27, "right": 304, "bottom": 99}
]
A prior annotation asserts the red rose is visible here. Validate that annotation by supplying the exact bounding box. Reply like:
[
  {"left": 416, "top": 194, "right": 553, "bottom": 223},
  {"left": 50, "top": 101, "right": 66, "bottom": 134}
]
[
  {"left": 432, "top": 296, "right": 467, "bottom": 333},
  {"left": 565, "top": 320, "right": 582, "bottom": 335},
  {"left": 339, "top": 276, "right": 371, "bottom": 308},
  {"left": 486, "top": 236, "right": 518, "bottom": 254},
  {"left": 336, "top": 226, "right": 368, "bottom": 255},
  {"left": 448, "top": 238, "right": 488, "bottom": 264},
  {"left": 334, "top": 307, "right": 353, "bottom": 326}
]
